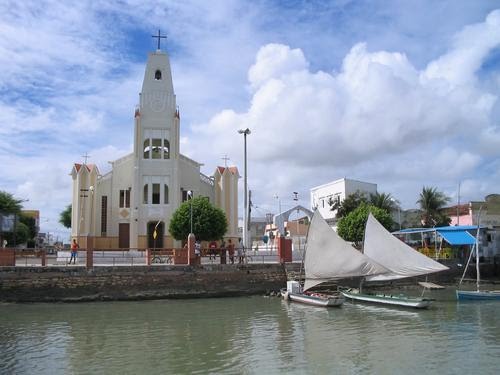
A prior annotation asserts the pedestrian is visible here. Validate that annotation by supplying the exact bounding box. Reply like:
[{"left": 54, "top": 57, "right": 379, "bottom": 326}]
[
  {"left": 195, "top": 240, "right": 201, "bottom": 257},
  {"left": 220, "top": 239, "right": 227, "bottom": 264},
  {"left": 69, "top": 239, "right": 79, "bottom": 264},
  {"left": 237, "top": 238, "right": 244, "bottom": 264},
  {"left": 209, "top": 240, "right": 217, "bottom": 260},
  {"left": 228, "top": 239, "right": 235, "bottom": 264}
]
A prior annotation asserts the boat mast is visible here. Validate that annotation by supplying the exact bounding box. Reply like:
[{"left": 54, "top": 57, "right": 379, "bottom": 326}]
[{"left": 474, "top": 206, "right": 483, "bottom": 292}]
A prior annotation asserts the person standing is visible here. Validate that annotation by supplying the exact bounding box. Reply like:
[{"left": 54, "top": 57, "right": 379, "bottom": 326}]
[
  {"left": 220, "top": 240, "right": 227, "bottom": 264},
  {"left": 237, "top": 238, "right": 244, "bottom": 264},
  {"left": 194, "top": 240, "right": 201, "bottom": 265},
  {"left": 228, "top": 239, "right": 235, "bottom": 264},
  {"left": 69, "top": 239, "right": 79, "bottom": 265},
  {"left": 208, "top": 240, "right": 217, "bottom": 260}
]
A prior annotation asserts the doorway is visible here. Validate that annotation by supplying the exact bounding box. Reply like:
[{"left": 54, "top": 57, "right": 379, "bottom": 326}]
[
  {"left": 147, "top": 221, "right": 164, "bottom": 249},
  {"left": 118, "top": 223, "right": 130, "bottom": 249}
]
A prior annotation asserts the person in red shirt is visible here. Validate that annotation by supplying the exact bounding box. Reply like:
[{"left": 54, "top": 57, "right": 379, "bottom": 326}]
[
  {"left": 69, "top": 239, "right": 79, "bottom": 265},
  {"left": 227, "top": 239, "right": 235, "bottom": 264},
  {"left": 208, "top": 240, "right": 217, "bottom": 260}
]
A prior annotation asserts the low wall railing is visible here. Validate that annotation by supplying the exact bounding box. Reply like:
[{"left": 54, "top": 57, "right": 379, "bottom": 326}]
[{"left": 1, "top": 247, "right": 298, "bottom": 268}]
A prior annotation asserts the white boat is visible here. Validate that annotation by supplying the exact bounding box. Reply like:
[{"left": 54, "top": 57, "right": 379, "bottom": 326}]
[
  {"left": 456, "top": 207, "right": 500, "bottom": 301},
  {"left": 341, "top": 289, "right": 433, "bottom": 309},
  {"left": 342, "top": 213, "right": 449, "bottom": 309},
  {"left": 283, "top": 210, "right": 387, "bottom": 307}
]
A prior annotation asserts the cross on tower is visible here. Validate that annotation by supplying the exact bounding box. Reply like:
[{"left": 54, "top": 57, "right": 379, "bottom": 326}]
[
  {"left": 82, "top": 152, "right": 91, "bottom": 164},
  {"left": 152, "top": 29, "right": 167, "bottom": 50},
  {"left": 222, "top": 154, "right": 230, "bottom": 167}
]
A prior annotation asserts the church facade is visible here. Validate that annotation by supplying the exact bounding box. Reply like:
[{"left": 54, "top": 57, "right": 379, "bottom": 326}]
[{"left": 70, "top": 46, "right": 239, "bottom": 250}]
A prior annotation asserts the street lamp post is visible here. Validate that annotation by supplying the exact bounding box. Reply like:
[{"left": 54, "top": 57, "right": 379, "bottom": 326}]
[
  {"left": 293, "top": 192, "right": 299, "bottom": 250},
  {"left": 238, "top": 128, "right": 251, "bottom": 251},
  {"left": 274, "top": 194, "right": 282, "bottom": 235},
  {"left": 391, "top": 198, "right": 402, "bottom": 231},
  {"left": 187, "top": 190, "right": 193, "bottom": 234}
]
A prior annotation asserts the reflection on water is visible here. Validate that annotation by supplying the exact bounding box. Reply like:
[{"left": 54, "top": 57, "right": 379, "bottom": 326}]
[{"left": 1, "top": 287, "right": 499, "bottom": 374}]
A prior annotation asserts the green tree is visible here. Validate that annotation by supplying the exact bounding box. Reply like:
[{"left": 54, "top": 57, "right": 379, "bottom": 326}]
[
  {"left": 329, "top": 191, "right": 368, "bottom": 219},
  {"left": 169, "top": 197, "right": 228, "bottom": 241},
  {"left": 0, "top": 191, "right": 28, "bottom": 247},
  {"left": 59, "top": 204, "right": 72, "bottom": 228},
  {"left": 3, "top": 221, "right": 30, "bottom": 245},
  {"left": 0, "top": 191, "right": 23, "bottom": 213},
  {"left": 369, "top": 192, "right": 397, "bottom": 212},
  {"left": 19, "top": 214, "right": 38, "bottom": 247},
  {"left": 337, "top": 203, "right": 394, "bottom": 247},
  {"left": 416, "top": 186, "right": 451, "bottom": 227}
]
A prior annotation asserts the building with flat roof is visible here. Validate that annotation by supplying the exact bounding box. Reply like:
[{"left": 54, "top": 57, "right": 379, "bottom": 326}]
[{"left": 310, "top": 178, "right": 377, "bottom": 224}]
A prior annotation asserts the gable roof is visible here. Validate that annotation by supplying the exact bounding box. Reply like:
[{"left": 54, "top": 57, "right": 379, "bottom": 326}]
[{"left": 216, "top": 166, "right": 239, "bottom": 176}]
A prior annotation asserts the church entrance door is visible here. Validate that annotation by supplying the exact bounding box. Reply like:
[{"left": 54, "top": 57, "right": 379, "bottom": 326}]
[
  {"left": 147, "top": 221, "right": 164, "bottom": 250},
  {"left": 119, "top": 223, "right": 130, "bottom": 249}
]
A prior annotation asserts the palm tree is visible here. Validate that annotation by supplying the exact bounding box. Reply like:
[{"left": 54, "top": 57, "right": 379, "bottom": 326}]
[
  {"left": 416, "top": 186, "right": 451, "bottom": 227},
  {"left": 369, "top": 192, "right": 397, "bottom": 212}
]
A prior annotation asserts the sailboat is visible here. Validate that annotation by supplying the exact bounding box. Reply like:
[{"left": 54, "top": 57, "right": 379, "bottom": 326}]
[
  {"left": 342, "top": 213, "right": 449, "bottom": 309},
  {"left": 282, "top": 210, "right": 387, "bottom": 307},
  {"left": 456, "top": 208, "right": 500, "bottom": 300}
]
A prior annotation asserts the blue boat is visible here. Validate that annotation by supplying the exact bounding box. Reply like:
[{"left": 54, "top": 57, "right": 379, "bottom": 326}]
[
  {"left": 456, "top": 207, "right": 500, "bottom": 301},
  {"left": 456, "top": 290, "right": 500, "bottom": 300}
]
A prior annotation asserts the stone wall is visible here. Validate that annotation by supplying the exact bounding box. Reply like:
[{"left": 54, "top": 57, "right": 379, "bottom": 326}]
[{"left": 0, "top": 264, "right": 289, "bottom": 302}]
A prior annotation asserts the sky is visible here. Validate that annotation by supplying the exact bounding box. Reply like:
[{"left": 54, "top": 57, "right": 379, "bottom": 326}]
[{"left": 1, "top": 0, "right": 499, "bottom": 240}]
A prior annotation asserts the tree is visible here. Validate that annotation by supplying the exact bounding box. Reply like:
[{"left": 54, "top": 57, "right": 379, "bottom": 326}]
[
  {"left": 0, "top": 190, "right": 28, "bottom": 247},
  {"left": 369, "top": 192, "right": 397, "bottom": 212},
  {"left": 416, "top": 186, "right": 451, "bottom": 227},
  {"left": 169, "top": 197, "right": 228, "bottom": 241},
  {"left": 329, "top": 191, "right": 368, "bottom": 219},
  {"left": 0, "top": 191, "right": 23, "bottom": 214},
  {"left": 59, "top": 204, "right": 72, "bottom": 228},
  {"left": 19, "top": 214, "right": 38, "bottom": 248},
  {"left": 337, "top": 203, "right": 394, "bottom": 248}
]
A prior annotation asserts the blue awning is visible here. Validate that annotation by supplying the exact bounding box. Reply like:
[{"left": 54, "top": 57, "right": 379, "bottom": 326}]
[{"left": 437, "top": 230, "right": 476, "bottom": 245}]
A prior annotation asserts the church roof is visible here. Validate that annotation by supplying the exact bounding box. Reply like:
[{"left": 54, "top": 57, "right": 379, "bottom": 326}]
[
  {"left": 72, "top": 163, "right": 98, "bottom": 174},
  {"left": 216, "top": 166, "right": 239, "bottom": 176}
]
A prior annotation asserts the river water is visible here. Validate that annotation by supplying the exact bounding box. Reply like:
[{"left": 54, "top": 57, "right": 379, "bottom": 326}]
[{"left": 1, "top": 287, "right": 499, "bottom": 374}]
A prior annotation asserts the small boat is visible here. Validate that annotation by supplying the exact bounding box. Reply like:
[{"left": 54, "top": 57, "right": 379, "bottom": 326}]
[
  {"left": 283, "top": 210, "right": 387, "bottom": 307},
  {"left": 341, "top": 288, "right": 433, "bottom": 309},
  {"left": 282, "top": 282, "right": 344, "bottom": 307},
  {"left": 456, "top": 207, "right": 500, "bottom": 301},
  {"left": 342, "top": 213, "right": 448, "bottom": 309}
]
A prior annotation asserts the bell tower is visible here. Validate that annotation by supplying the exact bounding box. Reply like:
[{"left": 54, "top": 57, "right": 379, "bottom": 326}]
[{"left": 130, "top": 32, "right": 181, "bottom": 249}]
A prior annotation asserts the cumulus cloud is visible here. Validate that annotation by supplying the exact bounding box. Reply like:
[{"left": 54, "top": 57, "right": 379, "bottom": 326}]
[{"left": 187, "top": 9, "right": 500, "bottom": 210}]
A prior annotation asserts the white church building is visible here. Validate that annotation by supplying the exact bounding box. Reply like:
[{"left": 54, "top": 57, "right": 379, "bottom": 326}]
[{"left": 71, "top": 41, "right": 239, "bottom": 250}]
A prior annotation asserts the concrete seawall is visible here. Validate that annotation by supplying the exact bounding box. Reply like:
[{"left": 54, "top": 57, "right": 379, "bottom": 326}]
[
  {"left": 0, "top": 264, "right": 301, "bottom": 303},
  {"left": 1, "top": 261, "right": 497, "bottom": 303}
]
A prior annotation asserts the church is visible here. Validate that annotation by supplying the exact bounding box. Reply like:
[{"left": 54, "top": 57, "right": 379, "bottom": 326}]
[{"left": 70, "top": 37, "right": 239, "bottom": 250}]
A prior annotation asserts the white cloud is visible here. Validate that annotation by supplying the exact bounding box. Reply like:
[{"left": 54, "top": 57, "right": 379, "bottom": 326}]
[
  {"left": 187, "top": 9, "right": 500, "bottom": 210},
  {"left": 1, "top": 1, "right": 499, "bottom": 235}
]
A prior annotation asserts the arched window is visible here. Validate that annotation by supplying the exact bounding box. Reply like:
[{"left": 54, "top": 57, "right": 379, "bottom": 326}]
[
  {"left": 152, "top": 138, "right": 161, "bottom": 159},
  {"left": 143, "top": 139, "right": 151, "bottom": 159},
  {"left": 164, "top": 184, "right": 169, "bottom": 204},
  {"left": 143, "top": 184, "right": 148, "bottom": 204},
  {"left": 152, "top": 183, "right": 160, "bottom": 204},
  {"left": 163, "top": 139, "right": 170, "bottom": 159},
  {"left": 155, "top": 70, "right": 162, "bottom": 80}
]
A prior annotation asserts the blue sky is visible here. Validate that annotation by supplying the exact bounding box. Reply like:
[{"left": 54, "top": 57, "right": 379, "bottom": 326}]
[{"left": 1, "top": 0, "right": 499, "bottom": 239}]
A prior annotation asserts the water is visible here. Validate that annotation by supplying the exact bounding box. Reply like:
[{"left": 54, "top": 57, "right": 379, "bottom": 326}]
[{"left": 1, "top": 288, "right": 499, "bottom": 374}]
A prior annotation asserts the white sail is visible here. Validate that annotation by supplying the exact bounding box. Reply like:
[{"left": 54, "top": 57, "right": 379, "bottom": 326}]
[
  {"left": 364, "top": 213, "right": 448, "bottom": 282},
  {"left": 304, "top": 210, "right": 388, "bottom": 291}
]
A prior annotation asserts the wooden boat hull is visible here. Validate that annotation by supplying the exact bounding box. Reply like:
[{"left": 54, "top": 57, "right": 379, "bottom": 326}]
[
  {"left": 282, "top": 290, "right": 344, "bottom": 307},
  {"left": 456, "top": 290, "right": 500, "bottom": 300},
  {"left": 342, "top": 291, "right": 432, "bottom": 309}
]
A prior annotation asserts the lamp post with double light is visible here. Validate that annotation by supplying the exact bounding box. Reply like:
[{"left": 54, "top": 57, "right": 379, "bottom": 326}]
[{"left": 238, "top": 128, "right": 251, "bottom": 250}]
